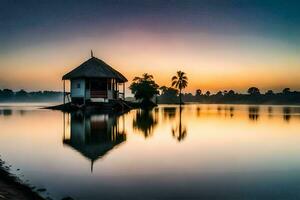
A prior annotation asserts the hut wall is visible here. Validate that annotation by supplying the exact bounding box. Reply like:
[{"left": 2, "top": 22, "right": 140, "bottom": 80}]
[
  {"left": 71, "top": 79, "right": 85, "bottom": 98},
  {"left": 85, "top": 87, "right": 91, "bottom": 99},
  {"left": 107, "top": 90, "right": 113, "bottom": 99}
]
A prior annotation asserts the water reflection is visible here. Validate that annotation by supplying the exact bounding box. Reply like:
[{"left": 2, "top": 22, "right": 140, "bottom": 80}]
[
  {"left": 172, "top": 106, "right": 187, "bottom": 142},
  {"left": 1, "top": 104, "right": 300, "bottom": 200},
  {"left": 63, "top": 111, "right": 126, "bottom": 172},
  {"left": 196, "top": 106, "right": 201, "bottom": 117},
  {"left": 0, "top": 109, "right": 12, "bottom": 116},
  {"left": 229, "top": 106, "right": 234, "bottom": 118},
  {"left": 0, "top": 108, "right": 29, "bottom": 116},
  {"left": 133, "top": 109, "right": 158, "bottom": 138},
  {"left": 248, "top": 106, "right": 260, "bottom": 121},
  {"left": 18, "top": 110, "right": 27, "bottom": 116},
  {"left": 224, "top": 106, "right": 234, "bottom": 118},
  {"left": 268, "top": 106, "right": 273, "bottom": 118},
  {"left": 163, "top": 107, "right": 176, "bottom": 120},
  {"left": 283, "top": 107, "right": 291, "bottom": 122}
]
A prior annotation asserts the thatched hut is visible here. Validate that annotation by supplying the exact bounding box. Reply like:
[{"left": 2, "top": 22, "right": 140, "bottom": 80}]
[{"left": 62, "top": 52, "right": 127, "bottom": 105}]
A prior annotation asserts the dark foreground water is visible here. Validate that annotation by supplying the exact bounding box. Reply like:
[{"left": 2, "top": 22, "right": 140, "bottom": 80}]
[{"left": 0, "top": 103, "right": 300, "bottom": 200}]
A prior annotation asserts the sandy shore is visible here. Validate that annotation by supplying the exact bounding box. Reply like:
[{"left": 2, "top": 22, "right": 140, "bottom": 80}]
[{"left": 0, "top": 160, "right": 46, "bottom": 200}]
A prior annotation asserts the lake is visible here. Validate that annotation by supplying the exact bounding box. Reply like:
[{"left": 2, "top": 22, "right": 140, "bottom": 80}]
[{"left": 0, "top": 103, "right": 300, "bottom": 200}]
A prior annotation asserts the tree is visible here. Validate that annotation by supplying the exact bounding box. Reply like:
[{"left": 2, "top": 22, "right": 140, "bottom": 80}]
[
  {"left": 195, "top": 89, "right": 202, "bottom": 96},
  {"left": 227, "top": 90, "right": 235, "bottom": 96},
  {"left": 265, "top": 90, "right": 274, "bottom": 95},
  {"left": 159, "top": 86, "right": 168, "bottom": 95},
  {"left": 184, "top": 93, "right": 193, "bottom": 100},
  {"left": 205, "top": 91, "right": 211, "bottom": 96},
  {"left": 171, "top": 71, "right": 188, "bottom": 105},
  {"left": 216, "top": 91, "right": 223, "bottom": 97},
  {"left": 247, "top": 87, "right": 260, "bottom": 95},
  {"left": 158, "top": 87, "right": 179, "bottom": 104},
  {"left": 1, "top": 89, "right": 14, "bottom": 99},
  {"left": 129, "top": 73, "right": 159, "bottom": 105},
  {"left": 15, "top": 89, "right": 28, "bottom": 98},
  {"left": 282, "top": 88, "right": 291, "bottom": 95}
]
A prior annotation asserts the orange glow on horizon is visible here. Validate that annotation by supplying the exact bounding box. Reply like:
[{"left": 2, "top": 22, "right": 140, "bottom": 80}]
[{"left": 1, "top": 31, "right": 299, "bottom": 93}]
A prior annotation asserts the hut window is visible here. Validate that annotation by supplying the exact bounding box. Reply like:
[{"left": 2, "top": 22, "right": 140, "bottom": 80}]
[{"left": 77, "top": 83, "right": 80, "bottom": 88}]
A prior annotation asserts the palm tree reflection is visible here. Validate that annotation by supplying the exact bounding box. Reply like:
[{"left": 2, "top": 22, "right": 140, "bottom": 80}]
[{"left": 172, "top": 106, "right": 187, "bottom": 142}]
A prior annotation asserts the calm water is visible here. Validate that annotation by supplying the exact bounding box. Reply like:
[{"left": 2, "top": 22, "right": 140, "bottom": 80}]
[{"left": 0, "top": 103, "right": 300, "bottom": 200}]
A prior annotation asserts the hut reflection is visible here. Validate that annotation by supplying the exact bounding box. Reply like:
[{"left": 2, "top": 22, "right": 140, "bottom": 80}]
[{"left": 63, "top": 112, "right": 126, "bottom": 172}]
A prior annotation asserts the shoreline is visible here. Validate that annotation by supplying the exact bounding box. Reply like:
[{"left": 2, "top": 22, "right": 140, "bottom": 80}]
[{"left": 0, "top": 159, "right": 46, "bottom": 200}]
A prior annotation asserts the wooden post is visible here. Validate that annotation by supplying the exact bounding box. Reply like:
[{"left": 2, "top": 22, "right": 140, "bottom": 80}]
[
  {"left": 63, "top": 80, "right": 65, "bottom": 105},
  {"left": 115, "top": 80, "right": 118, "bottom": 99},
  {"left": 106, "top": 78, "right": 108, "bottom": 102},
  {"left": 122, "top": 114, "right": 125, "bottom": 133},
  {"left": 84, "top": 79, "right": 86, "bottom": 105},
  {"left": 63, "top": 112, "right": 65, "bottom": 140},
  {"left": 123, "top": 82, "right": 125, "bottom": 100}
]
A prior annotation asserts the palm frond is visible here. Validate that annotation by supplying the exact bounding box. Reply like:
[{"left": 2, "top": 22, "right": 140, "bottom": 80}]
[
  {"left": 132, "top": 76, "right": 141, "bottom": 82},
  {"left": 182, "top": 76, "right": 188, "bottom": 80},
  {"left": 171, "top": 81, "right": 177, "bottom": 87},
  {"left": 171, "top": 70, "right": 188, "bottom": 90}
]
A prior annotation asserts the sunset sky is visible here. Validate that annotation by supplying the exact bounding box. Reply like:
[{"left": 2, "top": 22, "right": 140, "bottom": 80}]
[{"left": 0, "top": 0, "right": 300, "bottom": 94}]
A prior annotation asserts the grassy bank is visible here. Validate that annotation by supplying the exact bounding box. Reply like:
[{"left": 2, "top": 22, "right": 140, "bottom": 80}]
[{"left": 0, "top": 159, "right": 46, "bottom": 200}]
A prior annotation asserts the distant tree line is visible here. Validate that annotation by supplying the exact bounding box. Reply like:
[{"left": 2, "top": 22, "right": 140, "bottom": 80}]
[
  {"left": 158, "top": 87, "right": 300, "bottom": 105},
  {"left": 0, "top": 89, "right": 63, "bottom": 102},
  {"left": 129, "top": 71, "right": 300, "bottom": 105}
]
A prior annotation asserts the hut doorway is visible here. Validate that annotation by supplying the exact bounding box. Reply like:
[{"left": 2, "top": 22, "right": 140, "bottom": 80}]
[{"left": 90, "top": 79, "right": 108, "bottom": 98}]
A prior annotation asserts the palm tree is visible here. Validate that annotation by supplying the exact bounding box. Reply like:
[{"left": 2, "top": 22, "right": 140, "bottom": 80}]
[{"left": 171, "top": 71, "right": 188, "bottom": 105}]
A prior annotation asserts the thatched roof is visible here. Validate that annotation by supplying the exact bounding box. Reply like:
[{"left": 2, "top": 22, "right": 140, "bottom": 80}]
[
  {"left": 63, "top": 137, "right": 126, "bottom": 161},
  {"left": 62, "top": 57, "right": 127, "bottom": 82},
  {"left": 63, "top": 136, "right": 126, "bottom": 172}
]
